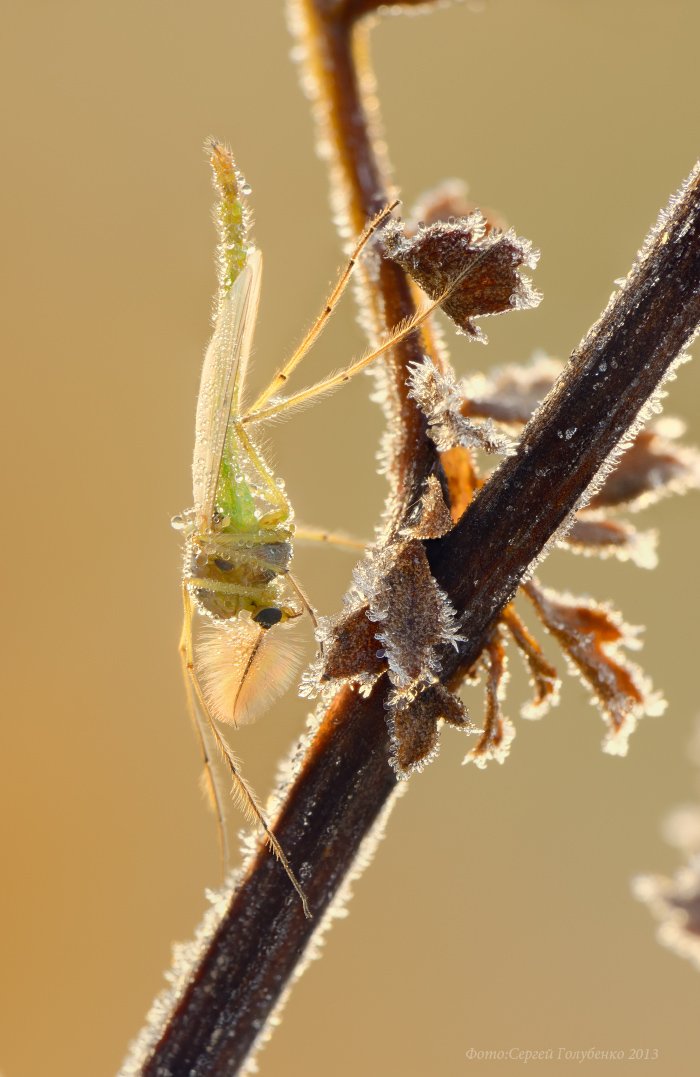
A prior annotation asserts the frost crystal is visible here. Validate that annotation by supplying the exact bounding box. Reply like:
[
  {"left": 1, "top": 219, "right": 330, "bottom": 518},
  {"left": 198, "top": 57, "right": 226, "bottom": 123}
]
[{"left": 408, "top": 357, "right": 516, "bottom": 455}]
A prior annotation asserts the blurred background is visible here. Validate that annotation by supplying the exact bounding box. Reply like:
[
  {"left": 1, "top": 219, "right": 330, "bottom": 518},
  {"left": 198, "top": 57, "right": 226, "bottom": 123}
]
[{"left": 1, "top": 1, "right": 699, "bottom": 1074}]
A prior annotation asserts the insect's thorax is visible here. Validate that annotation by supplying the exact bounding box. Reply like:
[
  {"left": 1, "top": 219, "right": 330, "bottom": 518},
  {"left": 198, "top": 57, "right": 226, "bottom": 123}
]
[{"left": 182, "top": 422, "right": 298, "bottom": 622}]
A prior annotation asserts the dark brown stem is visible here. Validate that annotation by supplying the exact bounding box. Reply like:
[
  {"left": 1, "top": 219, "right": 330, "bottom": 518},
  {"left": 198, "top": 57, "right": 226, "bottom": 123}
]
[
  {"left": 133, "top": 6, "right": 700, "bottom": 1074},
  {"left": 290, "top": 0, "right": 441, "bottom": 527}
]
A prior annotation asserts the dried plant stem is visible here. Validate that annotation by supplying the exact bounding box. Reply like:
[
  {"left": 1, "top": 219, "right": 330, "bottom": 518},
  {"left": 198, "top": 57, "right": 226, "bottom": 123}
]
[{"left": 135, "top": 5, "right": 700, "bottom": 1073}]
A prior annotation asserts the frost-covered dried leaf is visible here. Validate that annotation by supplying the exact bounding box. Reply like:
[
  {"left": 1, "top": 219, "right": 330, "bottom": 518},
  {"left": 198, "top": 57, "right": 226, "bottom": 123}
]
[
  {"left": 524, "top": 580, "right": 665, "bottom": 755},
  {"left": 407, "top": 178, "right": 507, "bottom": 236},
  {"left": 461, "top": 356, "right": 563, "bottom": 424},
  {"left": 355, "top": 539, "right": 462, "bottom": 694},
  {"left": 588, "top": 419, "right": 700, "bottom": 512},
  {"left": 300, "top": 603, "right": 386, "bottom": 698},
  {"left": 463, "top": 628, "right": 515, "bottom": 768},
  {"left": 502, "top": 605, "right": 560, "bottom": 720},
  {"left": 408, "top": 357, "right": 515, "bottom": 455},
  {"left": 634, "top": 859, "right": 700, "bottom": 971},
  {"left": 402, "top": 474, "right": 454, "bottom": 539},
  {"left": 388, "top": 682, "right": 471, "bottom": 778},
  {"left": 563, "top": 515, "right": 658, "bottom": 569},
  {"left": 382, "top": 214, "right": 540, "bottom": 340}
]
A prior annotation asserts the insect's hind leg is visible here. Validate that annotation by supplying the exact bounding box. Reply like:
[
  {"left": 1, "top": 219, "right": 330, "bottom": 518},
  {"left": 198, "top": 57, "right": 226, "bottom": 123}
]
[
  {"left": 179, "top": 595, "right": 231, "bottom": 873},
  {"left": 244, "top": 200, "right": 399, "bottom": 416},
  {"left": 180, "top": 585, "right": 311, "bottom": 918}
]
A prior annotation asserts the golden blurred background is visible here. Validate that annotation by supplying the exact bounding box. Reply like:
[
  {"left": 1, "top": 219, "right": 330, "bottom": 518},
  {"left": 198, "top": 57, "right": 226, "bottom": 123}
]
[{"left": 2, "top": 2, "right": 699, "bottom": 1074}]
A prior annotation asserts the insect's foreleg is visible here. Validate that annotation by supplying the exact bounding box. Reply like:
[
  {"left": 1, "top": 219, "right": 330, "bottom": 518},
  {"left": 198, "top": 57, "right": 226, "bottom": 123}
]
[
  {"left": 242, "top": 244, "right": 495, "bottom": 426},
  {"left": 245, "top": 200, "right": 399, "bottom": 417}
]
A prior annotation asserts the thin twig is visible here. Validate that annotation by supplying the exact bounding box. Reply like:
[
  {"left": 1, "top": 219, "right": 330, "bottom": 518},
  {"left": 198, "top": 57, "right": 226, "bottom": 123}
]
[{"left": 131, "top": 4, "right": 700, "bottom": 1073}]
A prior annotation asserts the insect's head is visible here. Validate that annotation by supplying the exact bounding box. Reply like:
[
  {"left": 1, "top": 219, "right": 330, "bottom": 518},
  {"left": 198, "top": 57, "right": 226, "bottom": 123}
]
[{"left": 253, "top": 604, "right": 298, "bottom": 630}]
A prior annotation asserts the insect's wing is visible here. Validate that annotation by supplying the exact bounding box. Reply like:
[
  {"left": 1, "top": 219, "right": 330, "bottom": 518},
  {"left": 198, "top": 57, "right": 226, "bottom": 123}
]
[
  {"left": 192, "top": 248, "right": 263, "bottom": 527},
  {"left": 195, "top": 617, "right": 301, "bottom": 727}
]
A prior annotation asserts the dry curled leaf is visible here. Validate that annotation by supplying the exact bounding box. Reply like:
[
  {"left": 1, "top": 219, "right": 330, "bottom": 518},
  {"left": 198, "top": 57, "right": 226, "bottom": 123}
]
[
  {"left": 402, "top": 474, "right": 454, "bottom": 540},
  {"left": 563, "top": 515, "right": 659, "bottom": 570},
  {"left": 502, "top": 605, "right": 560, "bottom": 720},
  {"left": 588, "top": 418, "right": 700, "bottom": 512},
  {"left": 463, "top": 627, "right": 515, "bottom": 768},
  {"left": 407, "top": 178, "right": 507, "bottom": 236},
  {"left": 524, "top": 580, "right": 666, "bottom": 755},
  {"left": 634, "top": 861, "right": 700, "bottom": 971},
  {"left": 382, "top": 213, "right": 540, "bottom": 340},
  {"left": 357, "top": 539, "right": 463, "bottom": 694},
  {"left": 408, "top": 357, "right": 516, "bottom": 455},
  {"left": 388, "top": 682, "right": 471, "bottom": 778}
]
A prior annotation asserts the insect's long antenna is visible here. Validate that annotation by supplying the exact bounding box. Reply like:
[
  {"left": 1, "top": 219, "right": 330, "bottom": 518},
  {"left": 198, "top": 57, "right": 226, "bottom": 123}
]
[
  {"left": 241, "top": 243, "right": 495, "bottom": 426},
  {"left": 247, "top": 199, "right": 400, "bottom": 414}
]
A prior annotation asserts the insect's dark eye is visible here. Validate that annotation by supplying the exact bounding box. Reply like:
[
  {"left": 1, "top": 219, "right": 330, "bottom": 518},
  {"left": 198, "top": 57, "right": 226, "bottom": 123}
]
[
  {"left": 214, "top": 558, "right": 234, "bottom": 572},
  {"left": 253, "top": 607, "right": 283, "bottom": 629}
]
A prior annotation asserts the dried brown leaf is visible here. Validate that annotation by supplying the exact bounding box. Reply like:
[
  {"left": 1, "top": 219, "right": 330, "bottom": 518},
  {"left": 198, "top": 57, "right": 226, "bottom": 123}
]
[
  {"left": 388, "top": 682, "right": 471, "bottom": 778},
  {"left": 402, "top": 474, "right": 454, "bottom": 539},
  {"left": 356, "top": 539, "right": 463, "bottom": 694},
  {"left": 408, "top": 357, "right": 516, "bottom": 454},
  {"left": 382, "top": 215, "right": 540, "bottom": 340},
  {"left": 502, "top": 605, "right": 560, "bottom": 720},
  {"left": 563, "top": 515, "right": 658, "bottom": 569},
  {"left": 588, "top": 419, "right": 700, "bottom": 512},
  {"left": 407, "top": 178, "right": 507, "bottom": 236},
  {"left": 524, "top": 580, "right": 665, "bottom": 755},
  {"left": 463, "top": 627, "right": 515, "bottom": 768}
]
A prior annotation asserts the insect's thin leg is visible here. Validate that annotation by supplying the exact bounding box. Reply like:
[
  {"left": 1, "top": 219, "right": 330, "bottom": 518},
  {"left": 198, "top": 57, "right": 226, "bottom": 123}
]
[
  {"left": 294, "top": 525, "right": 366, "bottom": 552},
  {"left": 245, "top": 200, "right": 400, "bottom": 416},
  {"left": 286, "top": 570, "right": 319, "bottom": 637},
  {"left": 179, "top": 588, "right": 230, "bottom": 873},
  {"left": 242, "top": 245, "right": 494, "bottom": 426},
  {"left": 233, "top": 420, "right": 290, "bottom": 517},
  {"left": 182, "top": 586, "right": 311, "bottom": 918}
]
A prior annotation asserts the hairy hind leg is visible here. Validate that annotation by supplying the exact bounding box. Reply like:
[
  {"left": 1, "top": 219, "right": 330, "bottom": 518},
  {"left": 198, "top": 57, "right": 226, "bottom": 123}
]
[{"left": 180, "top": 585, "right": 310, "bottom": 917}]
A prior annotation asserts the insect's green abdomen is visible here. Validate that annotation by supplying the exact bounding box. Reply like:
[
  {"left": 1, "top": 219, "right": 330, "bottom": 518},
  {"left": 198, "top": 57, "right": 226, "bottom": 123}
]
[{"left": 216, "top": 449, "right": 259, "bottom": 532}]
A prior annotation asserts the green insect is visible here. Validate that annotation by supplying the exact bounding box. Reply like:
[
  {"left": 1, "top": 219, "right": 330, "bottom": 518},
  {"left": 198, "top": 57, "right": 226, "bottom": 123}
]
[{"left": 173, "top": 141, "right": 465, "bottom": 913}]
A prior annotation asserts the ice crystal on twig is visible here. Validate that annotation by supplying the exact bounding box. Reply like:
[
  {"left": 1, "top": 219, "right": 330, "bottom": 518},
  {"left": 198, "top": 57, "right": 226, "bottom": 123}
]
[{"left": 382, "top": 214, "right": 541, "bottom": 340}]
